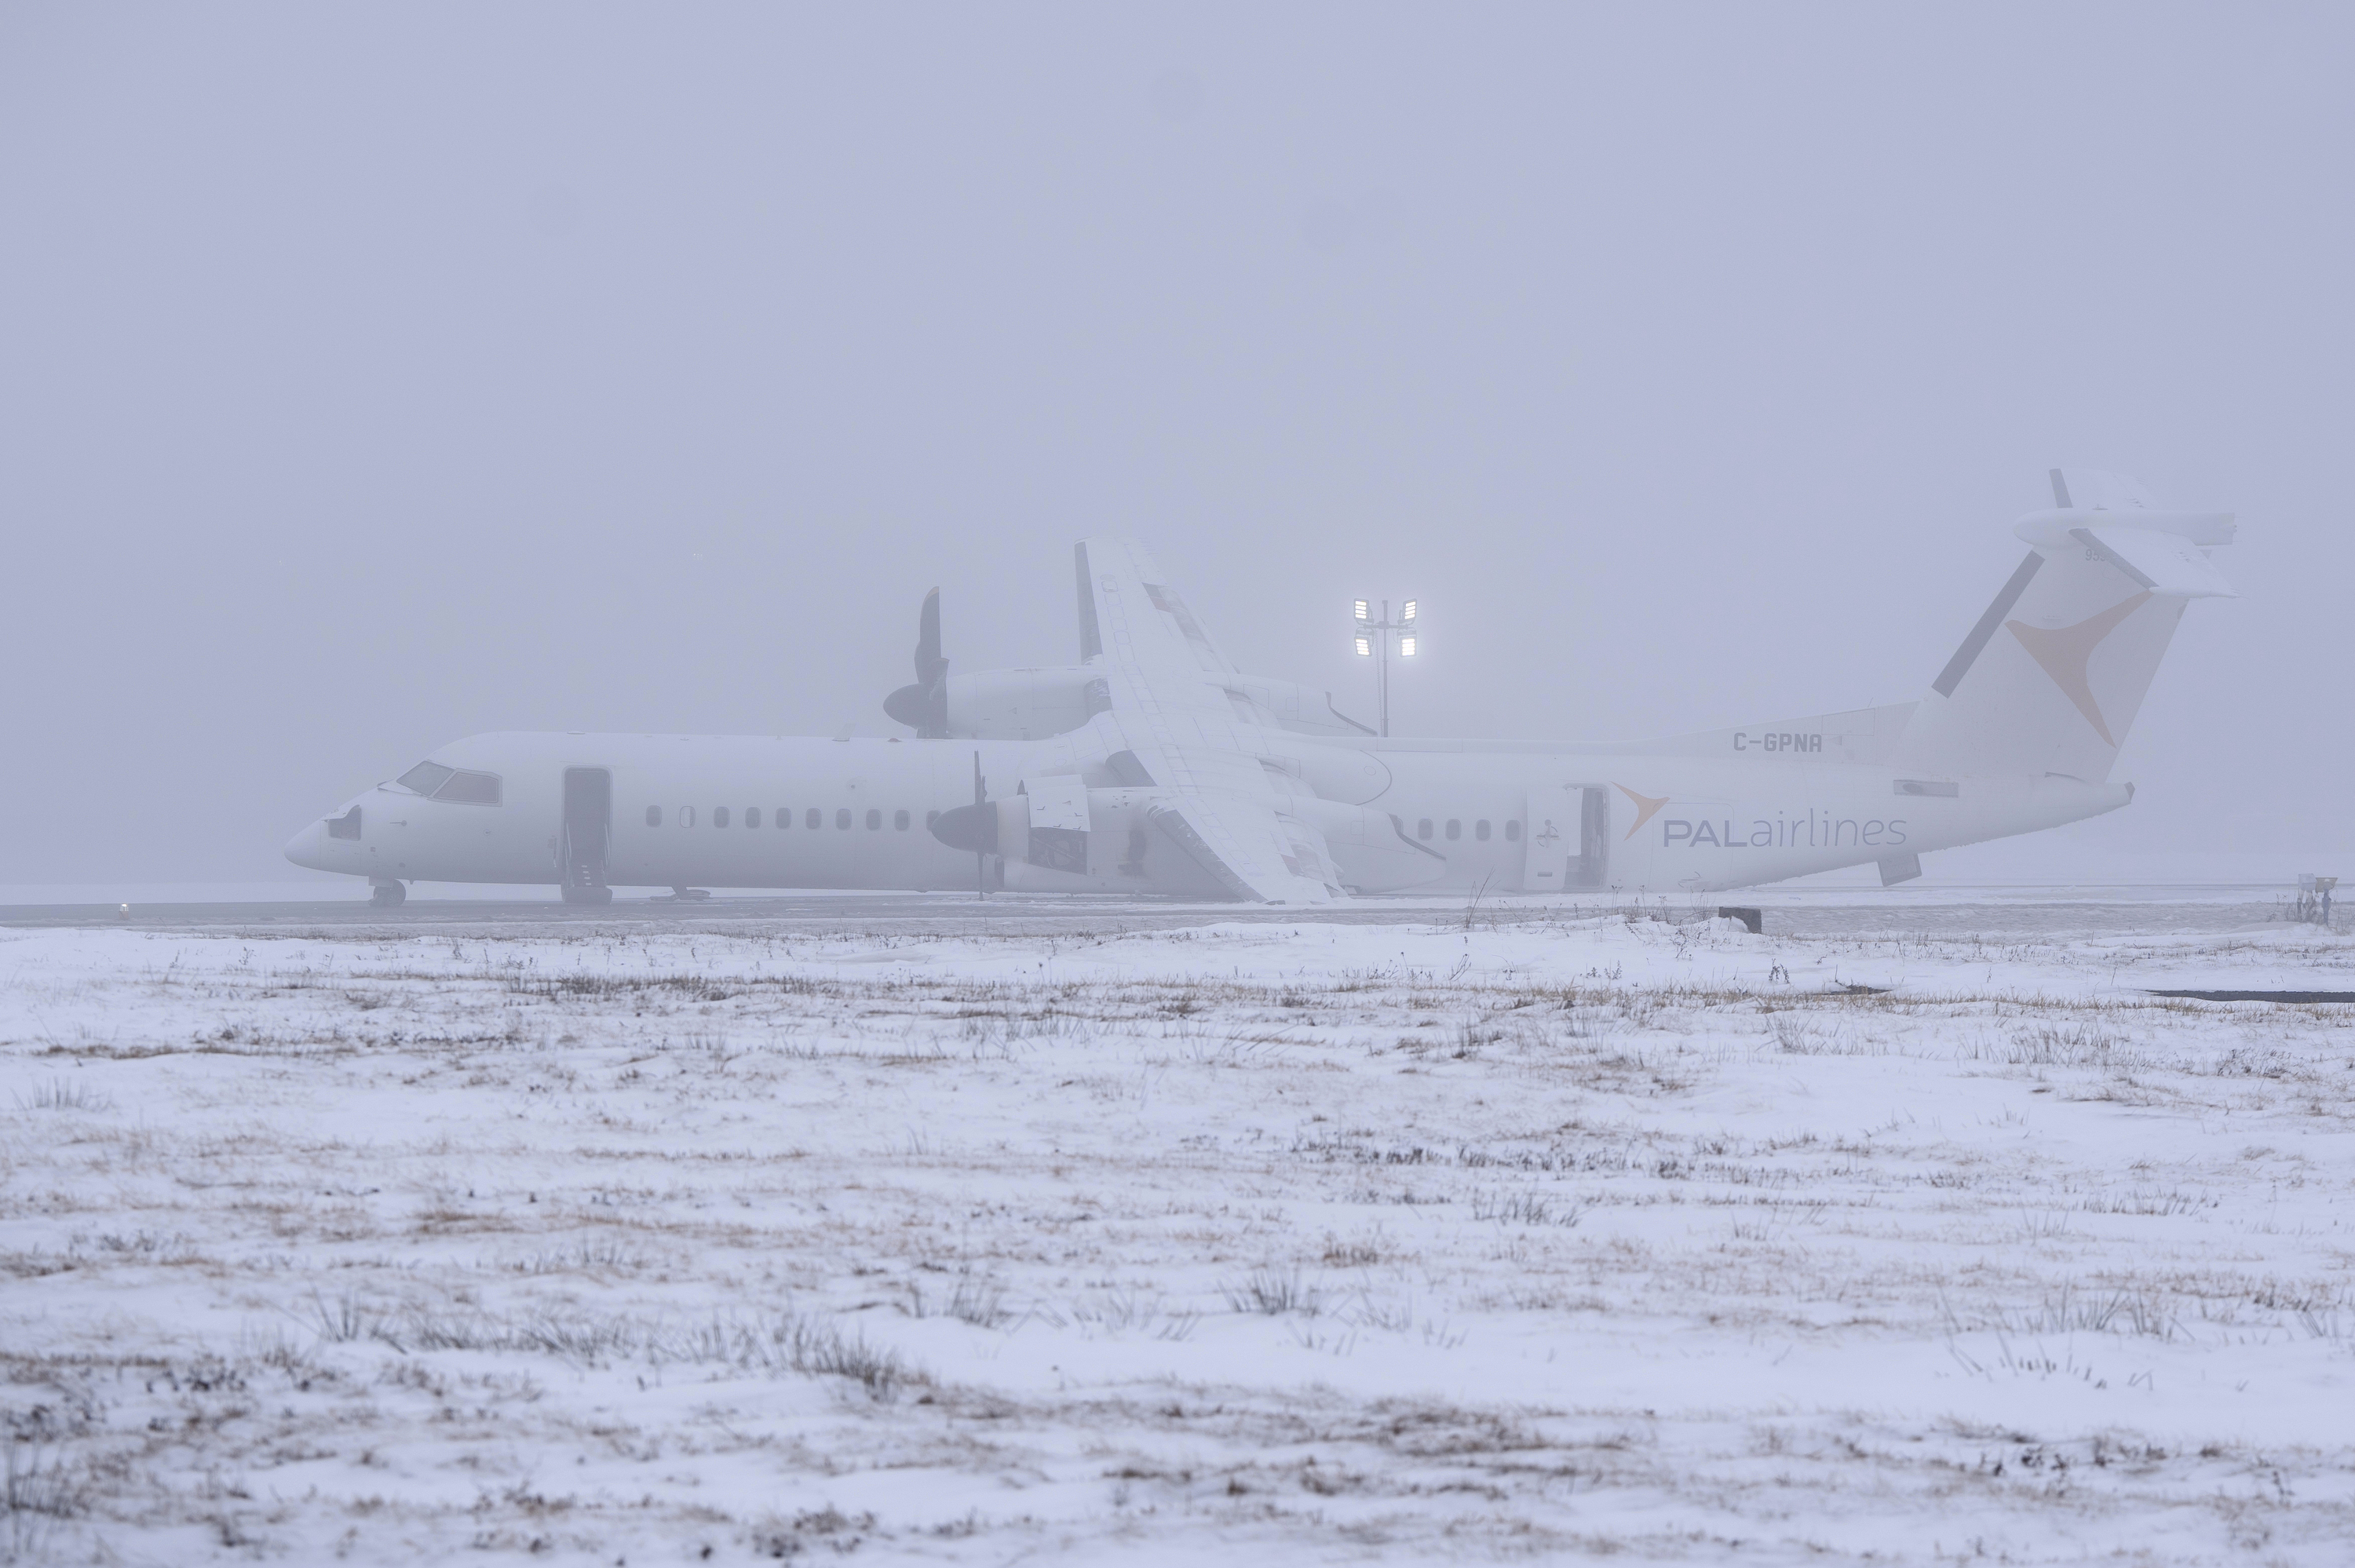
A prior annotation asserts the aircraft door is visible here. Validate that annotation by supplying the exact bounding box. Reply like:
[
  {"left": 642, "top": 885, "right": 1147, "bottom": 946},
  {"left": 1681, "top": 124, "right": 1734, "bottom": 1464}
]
[
  {"left": 1523, "top": 786, "right": 1571, "bottom": 892},
  {"left": 1573, "top": 785, "right": 1609, "bottom": 888},
  {"left": 1523, "top": 784, "right": 1609, "bottom": 892},
  {"left": 559, "top": 768, "right": 613, "bottom": 905}
]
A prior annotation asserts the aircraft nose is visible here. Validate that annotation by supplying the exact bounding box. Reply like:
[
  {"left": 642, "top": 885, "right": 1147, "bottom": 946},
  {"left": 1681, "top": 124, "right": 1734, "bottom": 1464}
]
[
  {"left": 286, "top": 800, "right": 367, "bottom": 870},
  {"left": 284, "top": 818, "right": 330, "bottom": 870}
]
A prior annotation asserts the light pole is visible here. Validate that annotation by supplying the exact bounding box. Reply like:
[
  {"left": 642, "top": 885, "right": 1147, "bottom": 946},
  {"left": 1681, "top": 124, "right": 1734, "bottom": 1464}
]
[{"left": 1352, "top": 597, "right": 1418, "bottom": 738}]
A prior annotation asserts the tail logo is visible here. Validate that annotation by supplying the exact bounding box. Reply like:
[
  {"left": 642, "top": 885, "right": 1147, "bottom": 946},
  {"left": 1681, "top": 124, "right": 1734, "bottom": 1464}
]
[
  {"left": 2004, "top": 592, "right": 2152, "bottom": 746},
  {"left": 1615, "top": 783, "right": 1670, "bottom": 840}
]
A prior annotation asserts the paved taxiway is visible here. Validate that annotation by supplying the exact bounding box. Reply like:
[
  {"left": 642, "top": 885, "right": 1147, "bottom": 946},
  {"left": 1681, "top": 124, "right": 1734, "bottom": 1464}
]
[{"left": 0, "top": 887, "right": 2316, "bottom": 942}]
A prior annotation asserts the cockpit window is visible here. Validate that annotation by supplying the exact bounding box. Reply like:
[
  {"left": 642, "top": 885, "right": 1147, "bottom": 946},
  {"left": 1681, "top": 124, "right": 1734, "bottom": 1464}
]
[
  {"left": 395, "top": 760, "right": 501, "bottom": 805},
  {"left": 433, "top": 770, "right": 502, "bottom": 805},
  {"left": 396, "top": 761, "right": 455, "bottom": 797}
]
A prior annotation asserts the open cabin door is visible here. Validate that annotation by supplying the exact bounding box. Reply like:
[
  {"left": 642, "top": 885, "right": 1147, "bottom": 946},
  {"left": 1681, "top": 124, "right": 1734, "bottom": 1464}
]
[
  {"left": 1523, "top": 783, "right": 1609, "bottom": 892},
  {"left": 560, "top": 768, "right": 612, "bottom": 905}
]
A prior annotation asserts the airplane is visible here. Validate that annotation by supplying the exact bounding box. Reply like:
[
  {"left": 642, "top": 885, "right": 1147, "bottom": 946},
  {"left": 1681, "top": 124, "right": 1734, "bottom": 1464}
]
[{"left": 286, "top": 469, "right": 2234, "bottom": 909}]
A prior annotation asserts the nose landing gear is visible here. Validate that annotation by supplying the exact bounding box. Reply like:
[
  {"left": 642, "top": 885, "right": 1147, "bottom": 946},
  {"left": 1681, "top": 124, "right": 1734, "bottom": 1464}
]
[{"left": 369, "top": 880, "right": 407, "bottom": 909}]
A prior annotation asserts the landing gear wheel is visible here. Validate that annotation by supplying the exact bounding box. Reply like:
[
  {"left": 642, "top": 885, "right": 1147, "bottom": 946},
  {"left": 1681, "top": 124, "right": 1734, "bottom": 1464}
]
[{"left": 370, "top": 882, "right": 407, "bottom": 908}]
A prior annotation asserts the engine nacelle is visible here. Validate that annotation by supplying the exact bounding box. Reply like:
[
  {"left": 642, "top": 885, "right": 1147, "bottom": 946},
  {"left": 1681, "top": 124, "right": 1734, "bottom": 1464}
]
[
  {"left": 996, "top": 789, "right": 1212, "bottom": 893},
  {"left": 943, "top": 667, "right": 1101, "bottom": 741},
  {"left": 932, "top": 782, "right": 1229, "bottom": 895},
  {"left": 923, "top": 666, "right": 1371, "bottom": 744},
  {"left": 879, "top": 581, "right": 1371, "bottom": 744}
]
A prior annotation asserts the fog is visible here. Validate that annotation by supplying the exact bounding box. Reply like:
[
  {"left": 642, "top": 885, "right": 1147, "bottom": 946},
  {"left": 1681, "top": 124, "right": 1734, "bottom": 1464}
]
[{"left": 3, "top": 4, "right": 2348, "bottom": 891}]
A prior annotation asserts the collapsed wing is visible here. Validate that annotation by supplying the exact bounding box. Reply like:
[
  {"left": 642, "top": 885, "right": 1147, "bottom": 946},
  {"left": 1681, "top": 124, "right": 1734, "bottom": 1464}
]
[{"left": 1077, "top": 538, "right": 1342, "bottom": 904}]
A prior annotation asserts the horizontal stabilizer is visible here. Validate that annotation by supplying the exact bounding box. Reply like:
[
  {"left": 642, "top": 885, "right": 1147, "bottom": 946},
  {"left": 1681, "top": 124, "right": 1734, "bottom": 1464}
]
[
  {"left": 2015, "top": 508, "right": 2236, "bottom": 549},
  {"left": 2014, "top": 507, "right": 2236, "bottom": 599},
  {"left": 2074, "top": 525, "right": 2236, "bottom": 598}
]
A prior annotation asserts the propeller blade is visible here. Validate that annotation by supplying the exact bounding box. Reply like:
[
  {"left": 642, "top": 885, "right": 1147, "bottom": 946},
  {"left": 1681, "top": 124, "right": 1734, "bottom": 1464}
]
[
  {"left": 973, "top": 751, "right": 987, "bottom": 900},
  {"left": 882, "top": 587, "right": 951, "bottom": 737},
  {"left": 915, "top": 588, "right": 943, "bottom": 684}
]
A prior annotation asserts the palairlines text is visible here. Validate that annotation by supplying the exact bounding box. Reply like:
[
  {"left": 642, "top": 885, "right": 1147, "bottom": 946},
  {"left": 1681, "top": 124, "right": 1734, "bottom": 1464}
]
[{"left": 1660, "top": 812, "right": 1908, "bottom": 849}]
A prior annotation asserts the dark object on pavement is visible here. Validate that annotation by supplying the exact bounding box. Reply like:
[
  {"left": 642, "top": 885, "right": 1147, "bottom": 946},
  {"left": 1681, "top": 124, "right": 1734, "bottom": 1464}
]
[{"left": 2149, "top": 990, "right": 2355, "bottom": 1004}]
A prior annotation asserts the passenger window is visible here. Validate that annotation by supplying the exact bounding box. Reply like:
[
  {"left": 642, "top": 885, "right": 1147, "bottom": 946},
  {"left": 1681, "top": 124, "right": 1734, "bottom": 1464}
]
[
  {"left": 714, "top": 806, "right": 730, "bottom": 828},
  {"left": 866, "top": 808, "right": 882, "bottom": 830},
  {"left": 835, "top": 808, "right": 851, "bottom": 830},
  {"left": 776, "top": 808, "right": 789, "bottom": 828},
  {"left": 681, "top": 806, "right": 696, "bottom": 828},
  {"left": 807, "top": 809, "right": 821, "bottom": 829},
  {"left": 894, "top": 810, "right": 910, "bottom": 830},
  {"left": 1505, "top": 819, "right": 1521, "bottom": 842},
  {"left": 746, "top": 808, "right": 761, "bottom": 828},
  {"left": 1476, "top": 820, "right": 1491, "bottom": 841},
  {"left": 645, "top": 805, "right": 663, "bottom": 828},
  {"left": 1418, "top": 818, "right": 1433, "bottom": 840},
  {"left": 1446, "top": 819, "right": 1461, "bottom": 841}
]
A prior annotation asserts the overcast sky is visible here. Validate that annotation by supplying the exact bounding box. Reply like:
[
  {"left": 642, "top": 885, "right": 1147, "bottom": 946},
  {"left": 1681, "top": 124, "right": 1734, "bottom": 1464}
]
[{"left": 3, "top": 4, "right": 2348, "bottom": 888}]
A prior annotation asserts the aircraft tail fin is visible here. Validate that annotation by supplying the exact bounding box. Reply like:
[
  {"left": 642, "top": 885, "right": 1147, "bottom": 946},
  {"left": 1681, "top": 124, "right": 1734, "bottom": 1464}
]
[{"left": 1893, "top": 472, "right": 2234, "bottom": 782}]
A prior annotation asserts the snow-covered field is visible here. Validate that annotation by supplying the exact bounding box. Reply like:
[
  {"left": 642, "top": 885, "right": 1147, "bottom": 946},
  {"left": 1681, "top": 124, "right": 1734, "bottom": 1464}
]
[{"left": 4, "top": 904, "right": 2353, "bottom": 1564}]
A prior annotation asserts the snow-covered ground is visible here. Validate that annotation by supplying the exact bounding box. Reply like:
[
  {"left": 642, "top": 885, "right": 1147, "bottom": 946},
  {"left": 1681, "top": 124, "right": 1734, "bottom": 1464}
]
[{"left": 4, "top": 904, "right": 2353, "bottom": 1564}]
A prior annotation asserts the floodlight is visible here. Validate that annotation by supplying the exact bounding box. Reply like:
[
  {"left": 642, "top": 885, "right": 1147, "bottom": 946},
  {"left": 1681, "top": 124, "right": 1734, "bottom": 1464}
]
[{"left": 1346, "top": 595, "right": 1422, "bottom": 735}]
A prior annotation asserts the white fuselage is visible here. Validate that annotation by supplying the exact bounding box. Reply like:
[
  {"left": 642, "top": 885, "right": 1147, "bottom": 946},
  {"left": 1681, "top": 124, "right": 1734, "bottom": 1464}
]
[{"left": 284, "top": 729, "right": 2130, "bottom": 895}]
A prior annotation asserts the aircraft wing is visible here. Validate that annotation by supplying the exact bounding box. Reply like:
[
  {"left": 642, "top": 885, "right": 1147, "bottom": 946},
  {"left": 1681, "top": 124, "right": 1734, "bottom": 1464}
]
[{"left": 1077, "top": 538, "right": 1341, "bottom": 903}]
